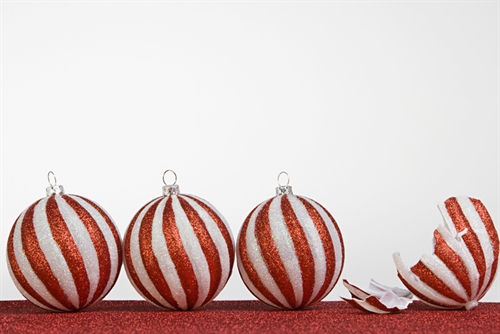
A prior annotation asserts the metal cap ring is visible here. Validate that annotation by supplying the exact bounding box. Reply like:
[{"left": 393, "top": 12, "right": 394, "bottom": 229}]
[{"left": 162, "top": 169, "right": 178, "bottom": 186}]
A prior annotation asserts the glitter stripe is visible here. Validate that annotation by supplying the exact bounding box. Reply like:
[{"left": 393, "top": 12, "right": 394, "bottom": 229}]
[
  {"left": 178, "top": 196, "right": 221, "bottom": 306},
  {"left": 8, "top": 210, "right": 62, "bottom": 311},
  {"left": 71, "top": 196, "right": 120, "bottom": 303},
  {"left": 140, "top": 198, "right": 181, "bottom": 309},
  {"left": 397, "top": 273, "right": 452, "bottom": 308},
  {"left": 238, "top": 204, "right": 286, "bottom": 309},
  {"left": 280, "top": 195, "right": 315, "bottom": 307},
  {"left": 255, "top": 199, "right": 297, "bottom": 307},
  {"left": 46, "top": 196, "right": 90, "bottom": 309},
  {"left": 410, "top": 261, "right": 466, "bottom": 303},
  {"left": 21, "top": 199, "right": 75, "bottom": 310},
  {"left": 436, "top": 217, "right": 480, "bottom": 300},
  {"left": 62, "top": 195, "right": 111, "bottom": 306},
  {"left": 308, "top": 200, "right": 344, "bottom": 301},
  {"left": 267, "top": 197, "right": 303, "bottom": 305},
  {"left": 468, "top": 198, "right": 499, "bottom": 298},
  {"left": 151, "top": 197, "right": 187, "bottom": 309},
  {"left": 456, "top": 197, "right": 494, "bottom": 298},
  {"left": 164, "top": 197, "right": 199, "bottom": 309},
  {"left": 420, "top": 254, "right": 468, "bottom": 302},
  {"left": 433, "top": 230, "right": 472, "bottom": 298},
  {"left": 124, "top": 198, "right": 166, "bottom": 308},
  {"left": 184, "top": 195, "right": 234, "bottom": 295},
  {"left": 394, "top": 253, "right": 462, "bottom": 308},
  {"left": 298, "top": 197, "right": 335, "bottom": 304},
  {"left": 444, "top": 198, "right": 486, "bottom": 292}
]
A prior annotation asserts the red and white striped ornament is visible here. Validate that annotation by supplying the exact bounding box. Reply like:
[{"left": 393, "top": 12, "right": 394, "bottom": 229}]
[
  {"left": 237, "top": 172, "right": 344, "bottom": 309},
  {"left": 123, "top": 170, "right": 235, "bottom": 310},
  {"left": 394, "top": 196, "right": 499, "bottom": 310},
  {"left": 7, "top": 172, "right": 123, "bottom": 312}
]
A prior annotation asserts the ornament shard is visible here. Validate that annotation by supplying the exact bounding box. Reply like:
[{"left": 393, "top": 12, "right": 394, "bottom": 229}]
[
  {"left": 341, "top": 279, "right": 413, "bottom": 314},
  {"left": 394, "top": 196, "right": 499, "bottom": 310}
]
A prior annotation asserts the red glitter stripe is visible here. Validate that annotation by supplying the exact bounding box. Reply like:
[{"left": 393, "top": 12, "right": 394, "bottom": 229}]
[
  {"left": 470, "top": 198, "right": 499, "bottom": 297},
  {"left": 433, "top": 230, "right": 471, "bottom": 298},
  {"left": 298, "top": 197, "right": 335, "bottom": 304},
  {"left": 237, "top": 205, "right": 286, "bottom": 309},
  {"left": 280, "top": 196, "right": 315, "bottom": 307},
  {"left": 184, "top": 195, "right": 235, "bottom": 278},
  {"left": 124, "top": 198, "right": 163, "bottom": 307},
  {"left": 75, "top": 195, "right": 123, "bottom": 279},
  {"left": 139, "top": 198, "right": 180, "bottom": 309},
  {"left": 21, "top": 199, "right": 75, "bottom": 310},
  {"left": 315, "top": 201, "right": 344, "bottom": 279},
  {"left": 445, "top": 198, "right": 486, "bottom": 292},
  {"left": 62, "top": 195, "right": 111, "bottom": 306},
  {"left": 46, "top": 196, "right": 91, "bottom": 309},
  {"left": 315, "top": 202, "right": 345, "bottom": 298},
  {"left": 178, "top": 196, "right": 222, "bottom": 305},
  {"left": 163, "top": 197, "right": 200, "bottom": 309},
  {"left": 410, "top": 261, "right": 466, "bottom": 303},
  {"left": 397, "top": 273, "right": 453, "bottom": 308},
  {"left": 255, "top": 200, "right": 297, "bottom": 308},
  {"left": 7, "top": 211, "right": 59, "bottom": 311}
]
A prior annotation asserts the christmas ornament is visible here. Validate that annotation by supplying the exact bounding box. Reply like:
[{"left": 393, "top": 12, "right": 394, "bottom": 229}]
[
  {"left": 341, "top": 279, "right": 413, "bottom": 314},
  {"left": 123, "top": 170, "right": 235, "bottom": 310},
  {"left": 394, "top": 196, "right": 499, "bottom": 310},
  {"left": 7, "top": 172, "right": 123, "bottom": 312},
  {"left": 237, "top": 172, "right": 344, "bottom": 309}
]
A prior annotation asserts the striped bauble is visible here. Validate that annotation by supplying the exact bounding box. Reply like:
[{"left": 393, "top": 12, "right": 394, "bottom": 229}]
[
  {"left": 237, "top": 183, "right": 344, "bottom": 309},
  {"left": 7, "top": 187, "right": 122, "bottom": 312},
  {"left": 394, "top": 196, "right": 499, "bottom": 310},
  {"left": 123, "top": 183, "right": 235, "bottom": 311}
]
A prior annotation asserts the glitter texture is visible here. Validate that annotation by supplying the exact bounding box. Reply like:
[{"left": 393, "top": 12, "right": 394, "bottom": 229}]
[
  {"left": 7, "top": 194, "right": 123, "bottom": 312},
  {"left": 4, "top": 300, "right": 497, "bottom": 333},
  {"left": 394, "top": 196, "right": 499, "bottom": 310},
  {"left": 123, "top": 193, "right": 235, "bottom": 311},
  {"left": 237, "top": 194, "right": 344, "bottom": 310}
]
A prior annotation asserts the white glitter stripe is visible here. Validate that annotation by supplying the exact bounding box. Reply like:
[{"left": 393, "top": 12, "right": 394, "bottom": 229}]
[
  {"left": 393, "top": 252, "right": 463, "bottom": 308},
  {"left": 70, "top": 196, "right": 120, "bottom": 303},
  {"left": 172, "top": 196, "right": 210, "bottom": 309},
  {"left": 304, "top": 197, "right": 343, "bottom": 300},
  {"left": 151, "top": 197, "right": 186, "bottom": 309},
  {"left": 56, "top": 196, "right": 98, "bottom": 305},
  {"left": 268, "top": 196, "right": 302, "bottom": 305},
  {"left": 187, "top": 194, "right": 234, "bottom": 238},
  {"left": 236, "top": 249, "right": 279, "bottom": 308},
  {"left": 33, "top": 197, "right": 79, "bottom": 308},
  {"left": 436, "top": 225, "right": 479, "bottom": 299},
  {"left": 245, "top": 202, "right": 290, "bottom": 308},
  {"left": 420, "top": 254, "right": 469, "bottom": 302},
  {"left": 288, "top": 196, "right": 327, "bottom": 304},
  {"left": 11, "top": 210, "right": 67, "bottom": 311},
  {"left": 129, "top": 199, "right": 171, "bottom": 307},
  {"left": 182, "top": 195, "right": 231, "bottom": 299},
  {"left": 456, "top": 196, "right": 494, "bottom": 297}
]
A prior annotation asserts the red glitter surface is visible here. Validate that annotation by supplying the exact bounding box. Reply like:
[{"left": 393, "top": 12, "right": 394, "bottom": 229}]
[{"left": 0, "top": 300, "right": 499, "bottom": 334}]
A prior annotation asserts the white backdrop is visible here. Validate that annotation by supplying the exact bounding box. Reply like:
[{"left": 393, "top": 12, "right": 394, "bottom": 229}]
[{"left": 1, "top": 1, "right": 498, "bottom": 304}]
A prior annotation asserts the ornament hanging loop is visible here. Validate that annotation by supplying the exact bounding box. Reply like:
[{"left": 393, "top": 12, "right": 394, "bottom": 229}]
[
  {"left": 46, "top": 171, "right": 65, "bottom": 196},
  {"left": 276, "top": 171, "right": 293, "bottom": 196},
  {"left": 162, "top": 169, "right": 180, "bottom": 196}
]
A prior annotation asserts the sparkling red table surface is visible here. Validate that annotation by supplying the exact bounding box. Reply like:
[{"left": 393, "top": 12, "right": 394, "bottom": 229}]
[{"left": 1, "top": 300, "right": 499, "bottom": 333}]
